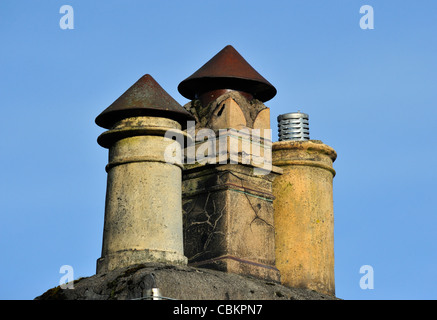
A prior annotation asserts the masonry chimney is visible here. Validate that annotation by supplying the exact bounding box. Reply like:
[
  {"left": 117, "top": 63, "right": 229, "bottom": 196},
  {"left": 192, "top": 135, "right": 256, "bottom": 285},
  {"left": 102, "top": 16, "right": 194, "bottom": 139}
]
[
  {"left": 178, "top": 45, "right": 282, "bottom": 282},
  {"left": 95, "top": 74, "right": 194, "bottom": 274},
  {"left": 272, "top": 112, "right": 337, "bottom": 295}
]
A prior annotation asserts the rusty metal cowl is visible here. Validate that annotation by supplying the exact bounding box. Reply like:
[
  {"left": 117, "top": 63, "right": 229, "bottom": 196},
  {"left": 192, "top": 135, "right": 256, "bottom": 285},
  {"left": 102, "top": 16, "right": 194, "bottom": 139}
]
[
  {"left": 96, "top": 74, "right": 194, "bottom": 129},
  {"left": 178, "top": 45, "right": 277, "bottom": 103}
]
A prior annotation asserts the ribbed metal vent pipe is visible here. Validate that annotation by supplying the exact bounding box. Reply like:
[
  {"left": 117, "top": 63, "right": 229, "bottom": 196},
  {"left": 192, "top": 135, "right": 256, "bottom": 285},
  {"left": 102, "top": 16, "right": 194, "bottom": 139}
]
[{"left": 277, "top": 112, "right": 309, "bottom": 141}]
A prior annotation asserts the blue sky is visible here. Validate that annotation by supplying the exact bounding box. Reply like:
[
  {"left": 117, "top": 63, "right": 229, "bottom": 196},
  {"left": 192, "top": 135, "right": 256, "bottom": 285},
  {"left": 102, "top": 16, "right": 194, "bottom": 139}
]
[{"left": 1, "top": 0, "right": 436, "bottom": 300}]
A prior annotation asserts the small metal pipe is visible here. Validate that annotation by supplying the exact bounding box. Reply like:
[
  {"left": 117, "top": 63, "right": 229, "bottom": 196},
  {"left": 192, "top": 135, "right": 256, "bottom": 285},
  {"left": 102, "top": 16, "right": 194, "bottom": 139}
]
[
  {"left": 277, "top": 112, "right": 309, "bottom": 141},
  {"left": 146, "top": 288, "right": 162, "bottom": 300},
  {"left": 132, "top": 287, "right": 177, "bottom": 300}
]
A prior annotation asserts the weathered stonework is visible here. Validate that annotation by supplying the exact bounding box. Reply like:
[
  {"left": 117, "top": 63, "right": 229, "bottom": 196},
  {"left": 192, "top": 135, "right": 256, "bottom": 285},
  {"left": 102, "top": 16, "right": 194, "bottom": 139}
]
[
  {"left": 184, "top": 91, "right": 268, "bottom": 130},
  {"left": 183, "top": 164, "right": 280, "bottom": 281},
  {"left": 182, "top": 92, "right": 281, "bottom": 282},
  {"left": 97, "top": 116, "right": 189, "bottom": 273},
  {"left": 36, "top": 263, "right": 339, "bottom": 300},
  {"left": 35, "top": 46, "right": 342, "bottom": 301},
  {"left": 272, "top": 140, "right": 337, "bottom": 295},
  {"left": 94, "top": 74, "right": 194, "bottom": 274}
]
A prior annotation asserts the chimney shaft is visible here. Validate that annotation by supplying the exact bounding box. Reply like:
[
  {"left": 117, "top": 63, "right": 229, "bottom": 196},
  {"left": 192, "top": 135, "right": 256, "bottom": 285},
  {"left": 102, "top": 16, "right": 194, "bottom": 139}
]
[
  {"left": 272, "top": 114, "right": 337, "bottom": 295},
  {"left": 95, "top": 75, "right": 193, "bottom": 273}
]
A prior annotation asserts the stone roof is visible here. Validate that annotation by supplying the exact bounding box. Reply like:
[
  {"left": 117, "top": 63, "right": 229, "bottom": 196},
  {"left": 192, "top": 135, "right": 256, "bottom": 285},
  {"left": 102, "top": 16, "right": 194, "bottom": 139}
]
[{"left": 35, "top": 263, "right": 339, "bottom": 300}]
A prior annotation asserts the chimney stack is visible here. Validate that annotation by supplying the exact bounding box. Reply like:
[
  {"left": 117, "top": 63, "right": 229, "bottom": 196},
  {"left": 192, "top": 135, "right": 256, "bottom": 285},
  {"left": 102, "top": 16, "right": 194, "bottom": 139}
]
[
  {"left": 178, "top": 45, "right": 282, "bottom": 282},
  {"left": 91, "top": 49, "right": 339, "bottom": 297},
  {"left": 272, "top": 112, "right": 337, "bottom": 295},
  {"left": 95, "top": 74, "right": 194, "bottom": 274}
]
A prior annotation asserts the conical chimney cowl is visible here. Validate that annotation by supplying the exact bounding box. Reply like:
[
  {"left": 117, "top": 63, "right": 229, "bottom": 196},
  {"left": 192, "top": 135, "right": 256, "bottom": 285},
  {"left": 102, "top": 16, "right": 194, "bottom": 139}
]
[
  {"left": 178, "top": 45, "right": 277, "bottom": 102},
  {"left": 96, "top": 74, "right": 194, "bottom": 129}
]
